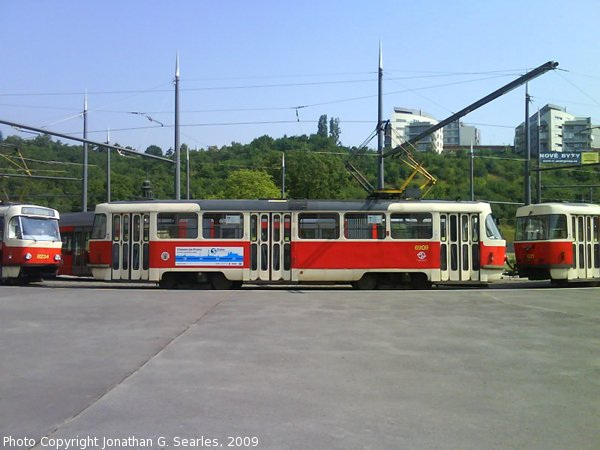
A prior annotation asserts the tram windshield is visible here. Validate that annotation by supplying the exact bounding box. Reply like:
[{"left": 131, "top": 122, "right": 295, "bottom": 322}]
[
  {"left": 485, "top": 215, "right": 503, "bottom": 240},
  {"left": 9, "top": 216, "right": 60, "bottom": 241},
  {"left": 515, "top": 214, "right": 567, "bottom": 241}
]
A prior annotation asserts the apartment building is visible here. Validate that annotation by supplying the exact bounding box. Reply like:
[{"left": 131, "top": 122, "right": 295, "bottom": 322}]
[{"left": 514, "top": 104, "right": 600, "bottom": 153}]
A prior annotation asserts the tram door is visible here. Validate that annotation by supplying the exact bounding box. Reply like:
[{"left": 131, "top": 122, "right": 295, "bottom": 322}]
[
  {"left": 111, "top": 213, "right": 150, "bottom": 281},
  {"left": 249, "top": 213, "right": 292, "bottom": 282},
  {"left": 572, "top": 215, "right": 599, "bottom": 279},
  {"left": 440, "top": 213, "right": 480, "bottom": 282}
]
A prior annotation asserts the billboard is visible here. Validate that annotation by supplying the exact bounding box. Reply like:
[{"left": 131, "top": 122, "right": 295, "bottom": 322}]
[{"left": 539, "top": 152, "right": 581, "bottom": 164}]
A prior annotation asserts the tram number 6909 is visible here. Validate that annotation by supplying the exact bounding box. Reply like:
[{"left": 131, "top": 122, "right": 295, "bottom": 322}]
[{"left": 414, "top": 244, "right": 429, "bottom": 251}]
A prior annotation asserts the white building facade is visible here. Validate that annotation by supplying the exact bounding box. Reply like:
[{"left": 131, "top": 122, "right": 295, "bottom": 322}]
[
  {"left": 388, "top": 107, "right": 444, "bottom": 153},
  {"left": 514, "top": 104, "right": 600, "bottom": 153}
]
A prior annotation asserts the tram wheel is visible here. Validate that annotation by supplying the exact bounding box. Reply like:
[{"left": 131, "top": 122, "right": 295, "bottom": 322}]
[
  {"left": 353, "top": 274, "right": 378, "bottom": 290},
  {"left": 210, "top": 273, "right": 233, "bottom": 290},
  {"left": 159, "top": 273, "right": 177, "bottom": 289},
  {"left": 410, "top": 273, "right": 432, "bottom": 290}
]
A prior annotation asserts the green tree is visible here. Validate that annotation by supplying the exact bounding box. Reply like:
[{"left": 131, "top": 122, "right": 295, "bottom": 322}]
[
  {"left": 222, "top": 169, "right": 281, "bottom": 199},
  {"left": 317, "top": 114, "right": 328, "bottom": 137},
  {"left": 144, "top": 145, "right": 163, "bottom": 157},
  {"left": 329, "top": 117, "right": 341, "bottom": 144}
]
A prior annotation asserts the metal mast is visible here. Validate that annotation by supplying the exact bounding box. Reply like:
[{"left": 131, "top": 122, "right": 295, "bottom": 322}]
[
  {"left": 106, "top": 128, "right": 111, "bottom": 202},
  {"left": 536, "top": 108, "right": 542, "bottom": 203},
  {"left": 524, "top": 83, "right": 531, "bottom": 205},
  {"left": 377, "top": 43, "right": 384, "bottom": 190},
  {"left": 174, "top": 53, "right": 181, "bottom": 200},
  {"left": 82, "top": 91, "right": 88, "bottom": 211},
  {"left": 186, "top": 144, "right": 190, "bottom": 199}
]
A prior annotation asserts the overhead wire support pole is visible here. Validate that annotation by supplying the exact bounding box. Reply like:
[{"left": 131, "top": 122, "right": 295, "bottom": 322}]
[
  {"left": 536, "top": 107, "right": 542, "bottom": 203},
  {"left": 524, "top": 83, "right": 531, "bottom": 205},
  {"left": 377, "top": 43, "right": 384, "bottom": 190},
  {"left": 174, "top": 53, "right": 181, "bottom": 200},
  {"left": 470, "top": 141, "right": 474, "bottom": 201},
  {"left": 106, "top": 129, "right": 111, "bottom": 203},
  {"left": 186, "top": 144, "right": 190, "bottom": 200},
  {"left": 82, "top": 91, "right": 88, "bottom": 212}
]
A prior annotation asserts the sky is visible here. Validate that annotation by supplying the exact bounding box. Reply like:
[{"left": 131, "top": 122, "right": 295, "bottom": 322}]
[{"left": 1, "top": 0, "right": 600, "bottom": 155}]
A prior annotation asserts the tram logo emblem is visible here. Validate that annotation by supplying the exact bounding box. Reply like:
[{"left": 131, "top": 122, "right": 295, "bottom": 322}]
[{"left": 417, "top": 251, "right": 427, "bottom": 261}]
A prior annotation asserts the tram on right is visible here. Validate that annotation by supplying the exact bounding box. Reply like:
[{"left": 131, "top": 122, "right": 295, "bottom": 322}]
[{"left": 514, "top": 203, "right": 600, "bottom": 285}]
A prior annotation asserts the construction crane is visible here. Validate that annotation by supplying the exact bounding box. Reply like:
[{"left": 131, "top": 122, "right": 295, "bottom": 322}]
[{"left": 348, "top": 60, "right": 559, "bottom": 199}]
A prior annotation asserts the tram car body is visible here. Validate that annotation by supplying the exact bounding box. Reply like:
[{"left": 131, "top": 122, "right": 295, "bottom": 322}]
[
  {"left": 58, "top": 212, "right": 94, "bottom": 277},
  {"left": 0, "top": 203, "right": 62, "bottom": 282},
  {"left": 514, "top": 203, "right": 600, "bottom": 284},
  {"left": 87, "top": 199, "right": 505, "bottom": 289}
]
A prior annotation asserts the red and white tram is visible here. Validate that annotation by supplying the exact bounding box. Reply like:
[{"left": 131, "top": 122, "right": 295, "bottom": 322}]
[
  {"left": 87, "top": 199, "right": 506, "bottom": 289},
  {"left": 514, "top": 202, "right": 600, "bottom": 285},
  {"left": 0, "top": 203, "right": 62, "bottom": 282}
]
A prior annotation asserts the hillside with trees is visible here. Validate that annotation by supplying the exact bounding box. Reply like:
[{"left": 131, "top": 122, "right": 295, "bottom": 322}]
[{"left": 0, "top": 118, "right": 598, "bottom": 241}]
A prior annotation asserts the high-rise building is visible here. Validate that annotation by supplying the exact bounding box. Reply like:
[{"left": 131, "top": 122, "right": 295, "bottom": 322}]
[
  {"left": 388, "top": 107, "right": 443, "bottom": 153},
  {"left": 443, "top": 120, "right": 480, "bottom": 146},
  {"left": 514, "top": 104, "right": 600, "bottom": 154},
  {"left": 387, "top": 108, "right": 480, "bottom": 152}
]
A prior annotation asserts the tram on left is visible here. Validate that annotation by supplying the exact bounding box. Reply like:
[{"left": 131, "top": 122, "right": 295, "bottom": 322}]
[{"left": 0, "top": 203, "right": 62, "bottom": 282}]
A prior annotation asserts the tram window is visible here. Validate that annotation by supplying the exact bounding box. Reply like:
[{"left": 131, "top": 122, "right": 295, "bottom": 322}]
[
  {"left": 112, "top": 216, "right": 120, "bottom": 242},
  {"left": 516, "top": 215, "right": 565, "bottom": 241},
  {"left": 143, "top": 215, "right": 150, "bottom": 242},
  {"left": 284, "top": 215, "right": 291, "bottom": 242},
  {"left": 273, "top": 215, "right": 281, "bottom": 242},
  {"left": 594, "top": 217, "right": 599, "bottom": 242},
  {"left": 202, "top": 213, "right": 243, "bottom": 239},
  {"left": 91, "top": 214, "right": 107, "bottom": 240},
  {"left": 390, "top": 213, "right": 432, "bottom": 239},
  {"left": 485, "top": 215, "right": 503, "bottom": 240},
  {"left": 440, "top": 215, "right": 447, "bottom": 242},
  {"left": 250, "top": 215, "right": 258, "bottom": 242},
  {"left": 0, "top": 216, "right": 4, "bottom": 241},
  {"left": 260, "top": 215, "right": 269, "bottom": 241},
  {"left": 548, "top": 215, "right": 567, "bottom": 239},
  {"left": 298, "top": 213, "right": 339, "bottom": 239},
  {"left": 157, "top": 213, "right": 198, "bottom": 239},
  {"left": 133, "top": 215, "right": 141, "bottom": 242},
  {"left": 471, "top": 215, "right": 479, "bottom": 242},
  {"left": 461, "top": 215, "right": 469, "bottom": 242},
  {"left": 344, "top": 213, "right": 385, "bottom": 239},
  {"left": 123, "top": 215, "right": 130, "bottom": 242},
  {"left": 8, "top": 217, "right": 22, "bottom": 239},
  {"left": 62, "top": 232, "right": 73, "bottom": 254}
]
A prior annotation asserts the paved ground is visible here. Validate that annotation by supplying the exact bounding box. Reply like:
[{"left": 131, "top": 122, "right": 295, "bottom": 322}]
[{"left": 0, "top": 281, "right": 599, "bottom": 450}]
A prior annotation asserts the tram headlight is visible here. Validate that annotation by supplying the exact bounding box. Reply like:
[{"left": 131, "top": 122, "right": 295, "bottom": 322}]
[
  {"left": 54, "top": 254, "right": 62, "bottom": 262},
  {"left": 24, "top": 253, "right": 32, "bottom": 260}
]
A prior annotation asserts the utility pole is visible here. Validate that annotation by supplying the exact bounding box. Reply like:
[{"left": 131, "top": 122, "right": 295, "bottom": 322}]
[
  {"left": 469, "top": 141, "right": 474, "bottom": 201},
  {"left": 524, "top": 83, "right": 531, "bottom": 205},
  {"left": 174, "top": 53, "right": 181, "bottom": 200},
  {"left": 106, "top": 128, "right": 111, "bottom": 202},
  {"left": 186, "top": 144, "right": 190, "bottom": 200},
  {"left": 281, "top": 151, "right": 286, "bottom": 199},
  {"left": 376, "top": 43, "right": 384, "bottom": 190},
  {"left": 82, "top": 92, "right": 88, "bottom": 211},
  {"left": 536, "top": 107, "right": 542, "bottom": 203}
]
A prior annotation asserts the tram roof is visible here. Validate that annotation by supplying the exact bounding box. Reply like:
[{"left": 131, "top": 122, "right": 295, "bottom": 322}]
[
  {"left": 0, "top": 203, "right": 59, "bottom": 218},
  {"left": 94, "top": 199, "right": 493, "bottom": 214},
  {"left": 59, "top": 211, "right": 95, "bottom": 227},
  {"left": 516, "top": 202, "right": 600, "bottom": 216}
]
